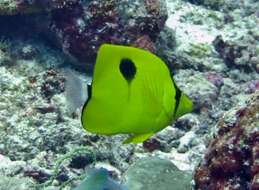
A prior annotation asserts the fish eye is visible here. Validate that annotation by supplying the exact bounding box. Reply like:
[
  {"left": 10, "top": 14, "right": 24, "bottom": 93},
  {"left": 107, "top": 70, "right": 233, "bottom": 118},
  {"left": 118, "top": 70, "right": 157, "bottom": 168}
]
[{"left": 119, "top": 58, "right": 137, "bottom": 82}]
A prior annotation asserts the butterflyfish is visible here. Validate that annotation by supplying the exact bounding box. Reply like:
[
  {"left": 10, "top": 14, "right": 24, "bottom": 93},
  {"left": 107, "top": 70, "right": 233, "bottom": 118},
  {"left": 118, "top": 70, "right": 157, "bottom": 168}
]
[{"left": 81, "top": 44, "right": 193, "bottom": 144}]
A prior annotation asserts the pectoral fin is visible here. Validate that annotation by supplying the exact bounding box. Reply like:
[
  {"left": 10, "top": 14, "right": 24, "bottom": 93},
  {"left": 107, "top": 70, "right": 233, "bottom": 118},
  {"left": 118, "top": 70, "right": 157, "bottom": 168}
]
[{"left": 123, "top": 133, "right": 154, "bottom": 144}]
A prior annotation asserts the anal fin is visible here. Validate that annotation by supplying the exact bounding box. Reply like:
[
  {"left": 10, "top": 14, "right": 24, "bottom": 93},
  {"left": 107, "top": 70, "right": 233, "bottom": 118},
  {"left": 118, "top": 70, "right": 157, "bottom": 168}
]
[{"left": 123, "top": 133, "right": 154, "bottom": 144}]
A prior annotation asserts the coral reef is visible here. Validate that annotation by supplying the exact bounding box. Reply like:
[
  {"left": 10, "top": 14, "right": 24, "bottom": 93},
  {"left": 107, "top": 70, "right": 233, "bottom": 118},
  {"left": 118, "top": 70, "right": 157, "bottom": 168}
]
[
  {"left": 50, "top": 0, "right": 168, "bottom": 63},
  {"left": 0, "top": 0, "right": 168, "bottom": 65},
  {"left": 0, "top": 0, "right": 258, "bottom": 189},
  {"left": 185, "top": 0, "right": 225, "bottom": 10},
  {"left": 185, "top": 0, "right": 259, "bottom": 14},
  {"left": 213, "top": 35, "right": 259, "bottom": 72},
  {"left": 194, "top": 92, "right": 259, "bottom": 190},
  {"left": 0, "top": 155, "right": 34, "bottom": 190},
  {"left": 0, "top": 0, "right": 47, "bottom": 15}
]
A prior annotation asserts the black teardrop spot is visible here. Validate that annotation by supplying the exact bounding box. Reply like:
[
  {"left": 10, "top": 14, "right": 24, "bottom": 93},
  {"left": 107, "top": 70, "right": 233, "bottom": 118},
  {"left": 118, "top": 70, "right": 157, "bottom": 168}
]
[{"left": 119, "top": 58, "right": 136, "bottom": 83}]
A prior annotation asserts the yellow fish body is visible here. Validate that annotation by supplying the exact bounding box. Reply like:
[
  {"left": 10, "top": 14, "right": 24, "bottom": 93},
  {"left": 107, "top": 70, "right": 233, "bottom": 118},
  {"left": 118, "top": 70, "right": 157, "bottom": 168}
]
[{"left": 81, "top": 44, "right": 193, "bottom": 144}]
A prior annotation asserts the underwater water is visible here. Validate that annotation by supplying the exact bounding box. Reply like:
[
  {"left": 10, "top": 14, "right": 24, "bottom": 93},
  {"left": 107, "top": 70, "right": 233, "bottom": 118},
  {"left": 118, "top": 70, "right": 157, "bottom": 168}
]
[{"left": 0, "top": 0, "right": 258, "bottom": 190}]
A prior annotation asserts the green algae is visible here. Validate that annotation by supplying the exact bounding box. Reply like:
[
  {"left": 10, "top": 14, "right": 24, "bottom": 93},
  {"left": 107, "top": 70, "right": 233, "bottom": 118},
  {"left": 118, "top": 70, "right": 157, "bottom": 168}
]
[{"left": 34, "top": 147, "right": 96, "bottom": 190}]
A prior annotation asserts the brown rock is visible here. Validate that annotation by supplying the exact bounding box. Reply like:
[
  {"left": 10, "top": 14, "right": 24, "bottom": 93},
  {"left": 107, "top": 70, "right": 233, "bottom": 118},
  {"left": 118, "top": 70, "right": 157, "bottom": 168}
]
[
  {"left": 0, "top": 0, "right": 168, "bottom": 67},
  {"left": 194, "top": 91, "right": 259, "bottom": 190},
  {"left": 50, "top": 0, "right": 168, "bottom": 65}
]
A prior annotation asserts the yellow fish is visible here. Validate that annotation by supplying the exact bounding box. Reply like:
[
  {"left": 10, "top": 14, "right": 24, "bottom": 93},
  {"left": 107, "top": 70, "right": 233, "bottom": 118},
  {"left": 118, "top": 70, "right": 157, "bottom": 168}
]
[{"left": 81, "top": 44, "right": 193, "bottom": 144}]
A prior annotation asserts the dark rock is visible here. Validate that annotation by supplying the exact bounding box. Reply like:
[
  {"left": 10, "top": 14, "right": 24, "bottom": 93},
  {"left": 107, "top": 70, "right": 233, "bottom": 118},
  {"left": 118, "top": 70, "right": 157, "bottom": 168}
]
[
  {"left": 35, "top": 106, "right": 57, "bottom": 114},
  {"left": 174, "top": 116, "right": 195, "bottom": 131},
  {"left": 56, "top": 166, "right": 69, "bottom": 183},
  {"left": 194, "top": 92, "right": 259, "bottom": 190},
  {"left": 24, "top": 167, "right": 51, "bottom": 183},
  {"left": 40, "top": 69, "right": 65, "bottom": 101},
  {"left": 69, "top": 153, "right": 94, "bottom": 169},
  {"left": 143, "top": 138, "right": 163, "bottom": 152},
  {"left": 144, "top": 127, "right": 185, "bottom": 152}
]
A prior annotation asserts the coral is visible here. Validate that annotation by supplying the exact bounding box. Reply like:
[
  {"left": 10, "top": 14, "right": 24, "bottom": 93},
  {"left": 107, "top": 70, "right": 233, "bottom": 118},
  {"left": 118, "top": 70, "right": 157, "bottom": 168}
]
[
  {"left": 194, "top": 92, "right": 259, "bottom": 190},
  {"left": 0, "top": 0, "right": 43, "bottom": 15},
  {"left": 0, "top": 0, "right": 168, "bottom": 66},
  {"left": 143, "top": 127, "right": 185, "bottom": 152},
  {"left": 132, "top": 35, "right": 156, "bottom": 53},
  {"left": 204, "top": 72, "right": 224, "bottom": 88},
  {"left": 155, "top": 26, "right": 176, "bottom": 66},
  {"left": 19, "top": 44, "right": 39, "bottom": 60},
  {"left": 174, "top": 71, "right": 219, "bottom": 111},
  {"left": 0, "top": 155, "right": 34, "bottom": 190},
  {"left": 0, "top": 0, "right": 18, "bottom": 15},
  {"left": 185, "top": 0, "right": 225, "bottom": 10},
  {"left": 0, "top": 176, "right": 33, "bottom": 190},
  {"left": 0, "top": 49, "right": 12, "bottom": 66},
  {"left": 245, "top": 80, "right": 259, "bottom": 94},
  {"left": 0, "top": 38, "right": 11, "bottom": 51},
  {"left": 213, "top": 35, "right": 259, "bottom": 72},
  {"left": 185, "top": 0, "right": 259, "bottom": 14},
  {"left": 69, "top": 153, "right": 95, "bottom": 169},
  {"left": 33, "top": 147, "right": 96, "bottom": 189},
  {"left": 40, "top": 69, "right": 65, "bottom": 101},
  {"left": 50, "top": 0, "right": 168, "bottom": 64}
]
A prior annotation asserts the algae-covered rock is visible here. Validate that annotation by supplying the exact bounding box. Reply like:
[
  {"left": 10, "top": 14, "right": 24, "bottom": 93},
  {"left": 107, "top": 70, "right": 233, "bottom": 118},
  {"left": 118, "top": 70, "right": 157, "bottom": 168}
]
[
  {"left": 0, "top": 155, "right": 34, "bottom": 189},
  {"left": 0, "top": 176, "right": 33, "bottom": 190},
  {"left": 123, "top": 157, "right": 192, "bottom": 190},
  {"left": 174, "top": 70, "right": 218, "bottom": 111},
  {"left": 194, "top": 91, "right": 259, "bottom": 190},
  {"left": 213, "top": 35, "right": 259, "bottom": 72},
  {"left": 185, "top": 0, "right": 259, "bottom": 14},
  {"left": 0, "top": 155, "right": 26, "bottom": 176},
  {"left": 185, "top": 0, "right": 226, "bottom": 10}
]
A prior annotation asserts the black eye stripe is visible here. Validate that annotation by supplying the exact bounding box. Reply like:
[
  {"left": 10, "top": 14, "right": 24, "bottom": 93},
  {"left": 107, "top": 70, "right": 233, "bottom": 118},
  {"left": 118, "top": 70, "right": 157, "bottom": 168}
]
[
  {"left": 81, "top": 83, "right": 92, "bottom": 125},
  {"left": 173, "top": 80, "right": 181, "bottom": 117},
  {"left": 119, "top": 58, "right": 137, "bottom": 83}
]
